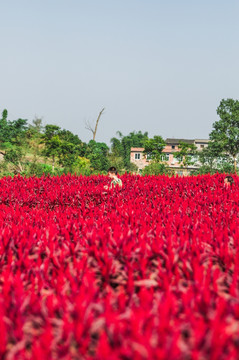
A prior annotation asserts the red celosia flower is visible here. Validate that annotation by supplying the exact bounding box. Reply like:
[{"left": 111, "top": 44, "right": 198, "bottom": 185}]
[{"left": 0, "top": 173, "right": 237, "bottom": 359}]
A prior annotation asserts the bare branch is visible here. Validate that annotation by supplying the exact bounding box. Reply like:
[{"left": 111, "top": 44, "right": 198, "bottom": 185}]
[
  {"left": 85, "top": 120, "right": 94, "bottom": 135},
  {"left": 93, "top": 108, "right": 105, "bottom": 141},
  {"left": 85, "top": 108, "right": 105, "bottom": 141}
]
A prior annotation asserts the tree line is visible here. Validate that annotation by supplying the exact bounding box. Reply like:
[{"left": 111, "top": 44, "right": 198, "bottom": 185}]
[{"left": 0, "top": 98, "right": 238, "bottom": 176}]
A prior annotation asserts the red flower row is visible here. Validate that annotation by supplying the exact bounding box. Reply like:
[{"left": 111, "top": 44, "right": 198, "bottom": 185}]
[{"left": 0, "top": 174, "right": 238, "bottom": 359}]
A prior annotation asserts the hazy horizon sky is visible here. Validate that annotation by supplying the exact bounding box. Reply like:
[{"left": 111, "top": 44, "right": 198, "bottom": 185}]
[{"left": 1, "top": 0, "right": 239, "bottom": 145}]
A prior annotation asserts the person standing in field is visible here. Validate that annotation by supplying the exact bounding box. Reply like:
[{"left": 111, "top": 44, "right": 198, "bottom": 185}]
[
  {"left": 104, "top": 167, "right": 123, "bottom": 190},
  {"left": 224, "top": 176, "right": 234, "bottom": 187}
]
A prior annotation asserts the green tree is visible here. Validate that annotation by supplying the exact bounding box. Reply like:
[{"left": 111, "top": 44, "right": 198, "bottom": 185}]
[
  {"left": 42, "top": 125, "right": 62, "bottom": 172},
  {"left": 28, "top": 117, "right": 43, "bottom": 136},
  {"left": 0, "top": 109, "right": 28, "bottom": 173},
  {"left": 209, "top": 98, "right": 239, "bottom": 173},
  {"left": 197, "top": 144, "right": 234, "bottom": 174},
  {"left": 4, "top": 147, "right": 26, "bottom": 173},
  {"left": 85, "top": 140, "right": 109, "bottom": 172},
  {"left": 107, "top": 153, "right": 125, "bottom": 173},
  {"left": 110, "top": 131, "right": 148, "bottom": 170},
  {"left": 42, "top": 125, "right": 88, "bottom": 174},
  {"left": 66, "top": 156, "right": 92, "bottom": 175},
  {"left": 0, "top": 110, "right": 28, "bottom": 148},
  {"left": 0, "top": 110, "right": 10, "bottom": 153},
  {"left": 26, "top": 117, "right": 44, "bottom": 165},
  {"left": 143, "top": 136, "right": 166, "bottom": 162},
  {"left": 58, "top": 141, "right": 81, "bottom": 169},
  {"left": 59, "top": 129, "right": 82, "bottom": 146},
  {"left": 174, "top": 142, "right": 197, "bottom": 170},
  {"left": 142, "top": 162, "right": 171, "bottom": 176},
  {"left": 58, "top": 129, "right": 88, "bottom": 167}
]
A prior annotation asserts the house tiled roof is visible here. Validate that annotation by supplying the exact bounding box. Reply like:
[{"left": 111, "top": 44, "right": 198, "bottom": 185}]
[
  {"left": 131, "top": 147, "right": 144, "bottom": 151},
  {"left": 194, "top": 139, "right": 210, "bottom": 143},
  {"left": 166, "top": 138, "right": 194, "bottom": 144}
]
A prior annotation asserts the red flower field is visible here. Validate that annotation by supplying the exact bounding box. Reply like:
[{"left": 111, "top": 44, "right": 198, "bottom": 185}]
[{"left": 0, "top": 174, "right": 238, "bottom": 359}]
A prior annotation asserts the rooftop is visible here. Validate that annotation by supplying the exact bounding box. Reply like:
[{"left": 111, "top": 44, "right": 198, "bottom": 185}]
[
  {"left": 194, "top": 139, "right": 210, "bottom": 143},
  {"left": 166, "top": 138, "right": 195, "bottom": 144},
  {"left": 131, "top": 147, "right": 144, "bottom": 151}
]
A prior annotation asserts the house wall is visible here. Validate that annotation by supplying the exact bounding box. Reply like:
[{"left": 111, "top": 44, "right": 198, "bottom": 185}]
[
  {"left": 131, "top": 146, "right": 183, "bottom": 171},
  {"left": 162, "top": 145, "right": 181, "bottom": 167},
  {"left": 130, "top": 139, "right": 209, "bottom": 174},
  {"left": 130, "top": 148, "right": 148, "bottom": 170}
]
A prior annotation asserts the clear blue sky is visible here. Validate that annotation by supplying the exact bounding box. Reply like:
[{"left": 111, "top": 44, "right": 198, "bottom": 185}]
[{"left": 1, "top": 0, "right": 238, "bottom": 144}]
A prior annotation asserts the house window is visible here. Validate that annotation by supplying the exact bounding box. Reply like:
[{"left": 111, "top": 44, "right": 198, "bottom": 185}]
[
  {"left": 135, "top": 153, "right": 141, "bottom": 160},
  {"left": 172, "top": 145, "right": 175, "bottom": 149},
  {"left": 160, "top": 153, "right": 170, "bottom": 161},
  {"left": 191, "top": 155, "right": 199, "bottom": 163},
  {"left": 200, "top": 145, "right": 204, "bottom": 149},
  {"left": 172, "top": 155, "right": 179, "bottom": 164}
]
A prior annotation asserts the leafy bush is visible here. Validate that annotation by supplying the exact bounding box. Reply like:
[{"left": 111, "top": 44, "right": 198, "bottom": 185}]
[{"left": 142, "top": 161, "right": 172, "bottom": 175}]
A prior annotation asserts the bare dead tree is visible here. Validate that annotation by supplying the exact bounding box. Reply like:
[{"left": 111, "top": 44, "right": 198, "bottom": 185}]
[
  {"left": 85, "top": 108, "right": 105, "bottom": 141},
  {"left": 85, "top": 121, "right": 94, "bottom": 138}
]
